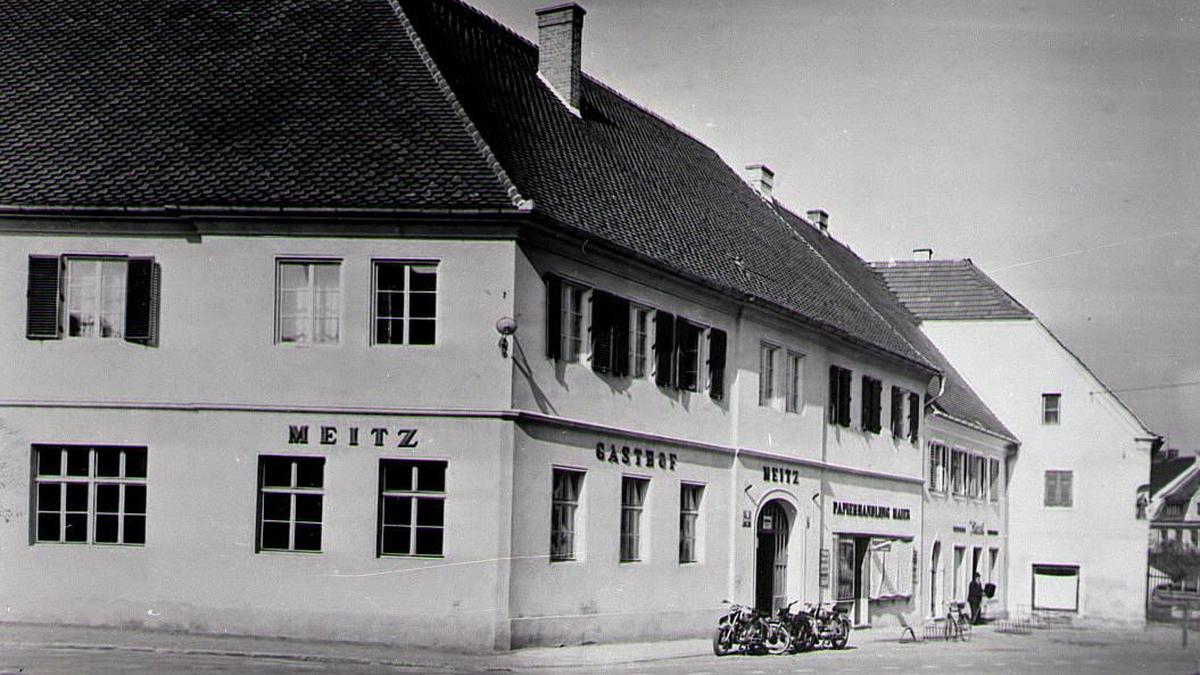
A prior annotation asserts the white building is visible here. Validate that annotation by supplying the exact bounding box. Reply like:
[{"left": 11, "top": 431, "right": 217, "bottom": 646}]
[{"left": 874, "top": 259, "right": 1158, "bottom": 625}]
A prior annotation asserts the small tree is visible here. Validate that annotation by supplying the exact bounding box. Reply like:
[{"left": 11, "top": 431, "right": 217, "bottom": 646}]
[{"left": 1151, "top": 539, "right": 1200, "bottom": 583}]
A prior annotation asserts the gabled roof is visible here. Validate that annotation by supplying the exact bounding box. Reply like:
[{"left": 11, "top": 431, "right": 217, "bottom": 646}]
[
  {"left": 869, "top": 260, "right": 1034, "bottom": 321},
  {"left": 1154, "top": 456, "right": 1198, "bottom": 499},
  {"left": 776, "top": 211, "right": 1017, "bottom": 444}
]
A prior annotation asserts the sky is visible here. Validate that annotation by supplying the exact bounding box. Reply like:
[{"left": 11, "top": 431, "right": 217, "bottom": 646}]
[{"left": 472, "top": 0, "right": 1200, "bottom": 449}]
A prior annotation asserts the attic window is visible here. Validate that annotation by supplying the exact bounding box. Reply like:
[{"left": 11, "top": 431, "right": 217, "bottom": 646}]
[{"left": 1042, "top": 393, "right": 1061, "bottom": 425}]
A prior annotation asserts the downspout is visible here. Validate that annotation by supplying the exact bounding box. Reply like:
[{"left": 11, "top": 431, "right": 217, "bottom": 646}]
[
  {"left": 818, "top": 355, "right": 830, "bottom": 605},
  {"left": 727, "top": 305, "right": 745, "bottom": 602}
]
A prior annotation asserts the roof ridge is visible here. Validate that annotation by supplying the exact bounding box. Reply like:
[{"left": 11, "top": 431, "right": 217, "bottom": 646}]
[{"left": 388, "top": 0, "right": 530, "bottom": 210}]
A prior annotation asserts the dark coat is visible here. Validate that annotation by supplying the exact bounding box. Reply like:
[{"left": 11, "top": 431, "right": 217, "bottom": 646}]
[{"left": 968, "top": 580, "right": 984, "bottom": 603}]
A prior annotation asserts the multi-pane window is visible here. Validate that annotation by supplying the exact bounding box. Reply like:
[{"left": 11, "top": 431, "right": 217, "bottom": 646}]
[
  {"left": 1042, "top": 393, "right": 1061, "bottom": 425},
  {"left": 675, "top": 321, "right": 703, "bottom": 392},
  {"left": 257, "top": 456, "right": 324, "bottom": 552},
  {"left": 988, "top": 457, "right": 1001, "bottom": 502},
  {"left": 759, "top": 343, "right": 777, "bottom": 406},
  {"left": 828, "top": 366, "right": 853, "bottom": 427},
  {"left": 679, "top": 483, "right": 703, "bottom": 564},
  {"left": 551, "top": 469, "right": 584, "bottom": 561},
  {"left": 861, "top": 376, "right": 883, "bottom": 433},
  {"left": 34, "top": 445, "right": 147, "bottom": 545},
  {"left": 967, "top": 455, "right": 979, "bottom": 498},
  {"left": 277, "top": 260, "right": 340, "bottom": 345},
  {"left": 378, "top": 460, "right": 446, "bottom": 556},
  {"left": 786, "top": 352, "right": 804, "bottom": 413},
  {"left": 65, "top": 258, "right": 128, "bottom": 339},
  {"left": 951, "top": 449, "right": 966, "bottom": 495},
  {"left": 1045, "top": 470, "right": 1073, "bottom": 507},
  {"left": 620, "top": 476, "right": 649, "bottom": 562},
  {"left": 928, "top": 442, "right": 948, "bottom": 493},
  {"left": 631, "top": 306, "right": 651, "bottom": 378},
  {"left": 373, "top": 262, "right": 437, "bottom": 345},
  {"left": 560, "top": 283, "right": 586, "bottom": 362}
]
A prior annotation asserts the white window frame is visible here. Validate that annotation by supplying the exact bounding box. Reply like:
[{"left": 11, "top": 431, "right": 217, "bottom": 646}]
[
  {"left": 276, "top": 258, "right": 342, "bottom": 346},
  {"left": 551, "top": 468, "right": 585, "bottom": 562},
  {"left": 1044, "top": 469, "right": 1073, "bottom": 508},
  {"left": 951, "top": 448, "right": 966, "bottom": 496},
  {"left": 1042, "top": 393, "right": 1061, "bottom": 425},
  {"left": 676, "top": 321, "right": 706, "bottom": 393},
  {"left": 257, "top": 455, "right": 325, "bottom": 553},
  {"left": 630, "top": 305, "right": 652, "bottom": 379},
  {"left": 679, "top": 482, "right": 704, "bottom": 564},
  {"left": 33, "top": 445, "right": 147, "bottom": 546},
  {"left": 560, "top": 283, "right": 587, "bottom": 363},
  {"left": 378, "top": 459, "right": 446, "bottom": 557},
  {"left": 929, "top": 441, "right": 948, "bottom": 493},
  {"left": 785, "top": 351, "right": 805, "bottom": 414},
  {"left": 759, "top": 342, "right": 778, "bottom": 407},
  {"left": 371, "top": 260, "right": 439, "bottom": 346},
  {"left": 64, "top": 256, "right": 128, "bottom": 340},
  {"left": 620, "top": 475, "right": 650, "bottom": 563}
]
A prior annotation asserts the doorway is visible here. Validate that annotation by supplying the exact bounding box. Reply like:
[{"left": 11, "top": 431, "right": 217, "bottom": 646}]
[
  {"left": 756, "top": 500, "right": 790, "bottom": 612},
  {"left": 930, "top": 541, "right": 942, "bottom": 617},
  {"left": 835, "top": 535, "right": 870, "bottom": 625}
]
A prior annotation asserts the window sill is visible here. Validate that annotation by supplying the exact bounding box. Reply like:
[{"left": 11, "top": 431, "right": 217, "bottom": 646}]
[
  {"left": 255, "top": 549, "right": 324, "bottom": 555},
  {"left": 33, "top": 541, "right": 144, "bottom": 548},
  {"left": 379, "top": 553, "right": 444, "bottom": 559}
]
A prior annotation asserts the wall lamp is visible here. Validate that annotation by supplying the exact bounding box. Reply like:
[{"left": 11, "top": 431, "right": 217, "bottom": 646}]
[{"left": 496, "top": 316, "right": 517, "bottom": 358}]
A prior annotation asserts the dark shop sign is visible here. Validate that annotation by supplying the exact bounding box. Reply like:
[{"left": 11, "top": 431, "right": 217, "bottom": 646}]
[
  {"left": 596, "top": 442, "right": 678, "bottom": 471},
  {"left": 288, "top": 425, "right": 418, "bottom": 448},
  {"left": 832, "top": 500, "right": 911, "bottom": 521},
  {"left": 763, "top": 465, "right": 801, "bottom": 485}
]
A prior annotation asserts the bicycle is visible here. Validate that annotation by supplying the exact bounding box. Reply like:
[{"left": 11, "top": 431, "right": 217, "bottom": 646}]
[{"left": 946, "top": 601, "right": 972, "bottom": 641}]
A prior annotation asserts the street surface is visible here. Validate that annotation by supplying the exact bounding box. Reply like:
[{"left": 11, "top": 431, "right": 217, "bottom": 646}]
[{"left": 2, "top": 623, "right": 1199, "bottom": 674}]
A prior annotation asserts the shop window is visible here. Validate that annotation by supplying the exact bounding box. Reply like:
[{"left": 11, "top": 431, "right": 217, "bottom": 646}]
[
  {"left": 378, "top": 459, "right": 446, "bottom": 557},
  {"left": 890, "top": 386, "right": 905, "bottom": 437},
  {"left": 759, "top": 343, "right": 778, "bottom": 407},
  {"left": 620, "top": 476, "right": 649, "bottom": 562},
  {"left": 33, "top": 445, "right": 147, "bottom": 545},
  {"left": 373, "top": 261, "right": 437, "bottom": 345},
  {"left": 860, "top": 376, "right": 882, "bottom": 433},
  {"left": 679, "top": 483, "right": 703, "bottom": 564},
  {"left": 1042, "top": 393, "right": 1061, "bottom": 425},
  {"left": 26, "top": 255, "right": 160, "bottom": 343},
  {"left": 929, "top": 442, "right": 948, "bottom": 493},
  {"left": 1032, "top": 564, "right": 1079, "bottom": 611},
  {"left": 786, "top": 351, "right": 804, "bottom": 413},
  {"left": 277, "top": 260, "right": 340, "bottom": 345},
  {"left": 630, "top": 305, "right": 651, "bottom": 378},
  {"left": 551, "top": 468, "right": 584, "bottom": 561},
  {"left": 828, "top": 365, "right": 852, "bottom": 427},
  {"left": 989, "top": 458, "right": 1000, "bottom": 502},
  {"left": 1044, "top": 470, "right": 1073, "bottom": 508},
  {"left": 707, "top": 329, "right": 727, "bottom": 401},
  {"left": 257, "top": 456, "right": 324, "bottom": 552}
]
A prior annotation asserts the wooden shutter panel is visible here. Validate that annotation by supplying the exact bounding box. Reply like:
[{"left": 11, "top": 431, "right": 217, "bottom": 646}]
[
  {"left": 828, "top": 366, "right": 839, "bottom": 424},
  {"left": 654, "top": 310, "right": 675, "bottom": 387},
  {"left": 590, "top": 290, "right": 613, "bottom": 374},
  {"left": 125, "top": 257, "right": 159, "bottom": 345},
  {"left": 860, "top": 377, "right": 870, "bottom": 431},
  {"left": 839, "top": 368, "right": 853, "bottom": 426},
  {"left": 611, "top": 296, "right": 630, "bottom": 377},
  {"left": 909, "top": 392, "right": 921, "bottom": 441},
  {"left": 708, "top": 328, "right": 727, "bottom": 400},
  {"left": 674, "top": 315, "right": 693, "bottom": 390},
  {"left": 546, "top": 275, "right": 562, "bottom": 359},
  {"left": 1061, "top": 473, "right": 1072, "bottom": 507},
  {"left": 1045, "top": 472, "right": 1056, "bottom": 506},
  {"left": 26, "top": 256, "right": 62, "bottom": 340}
]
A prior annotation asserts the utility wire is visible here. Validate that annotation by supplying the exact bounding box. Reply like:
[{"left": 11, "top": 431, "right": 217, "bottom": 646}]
[{"left": 1093, "top": 379, "right": 1200, "bottom": 395}]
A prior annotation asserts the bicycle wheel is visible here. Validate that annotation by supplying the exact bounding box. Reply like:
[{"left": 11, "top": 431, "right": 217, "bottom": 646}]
[{"left": 763, "top": 622, "right": 792, "bottom": 655}]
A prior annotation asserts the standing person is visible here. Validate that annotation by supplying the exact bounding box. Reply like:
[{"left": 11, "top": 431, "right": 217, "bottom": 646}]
[{"left": 968, "top": 572, "right": 984, "bottom": 625}]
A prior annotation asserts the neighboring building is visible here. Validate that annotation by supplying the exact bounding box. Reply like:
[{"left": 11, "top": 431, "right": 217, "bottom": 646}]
[
  {"left": 1149, "top": 450, "right": 1200, "bottom": 548},
  {"left": 0, "top": 0, "right": 958, "bottom": 650},
  {"left": 873, "top": 259, "right": 1159, "bottom": 626}
]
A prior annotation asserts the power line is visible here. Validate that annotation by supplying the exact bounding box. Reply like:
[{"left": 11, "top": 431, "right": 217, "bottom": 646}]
[{"left": 1093, "top": 380, "right": 1200, "bottom": 395}]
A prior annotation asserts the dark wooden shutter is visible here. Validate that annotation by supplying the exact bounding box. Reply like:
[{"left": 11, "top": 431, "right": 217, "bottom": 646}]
[
  {"left": 26, "top": 256, "right": 62, "bottom": 340},
  {"left": 860, "top": 376, "right": 870, "bottom": 431},
  {"left": 828, "top": 366, "right": 839, "bottom": 424},
  {"left": 546, "top": 275, "right": 562, "bottom": 359},
  {"left": 909, "top": 392, "right": 921, "bottom": 441},
  {"left": 708, "top": 328, "right": 727, "bottom": 400},
  {"left": 125, "top": 258, "right": 159, "bottom": 345},
  {"left": 674, "top": 316, "right": 694, "bottom": 390},
  {"left": 611, "top": 296, "right": 630, "bottom": 377},
  {"left": 654, "top": 310, "right": 675, "bottom": 387},
  {"left": 838, "top": 368, "right": 853, "bottom": 427},
  {"left": 590, "top": 290, "right": 613, "bottom": 374}
]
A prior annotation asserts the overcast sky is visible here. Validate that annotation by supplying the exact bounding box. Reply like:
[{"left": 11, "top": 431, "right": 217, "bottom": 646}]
[{"left": 473, "top": 0, "right": 1200, "bottom": 449}]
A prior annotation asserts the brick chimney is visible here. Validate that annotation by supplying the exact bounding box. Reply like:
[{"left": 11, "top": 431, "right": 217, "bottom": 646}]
[
  {"left": 807, "top": 209, "right": 829, "bottom": 234},
  {"left": 745, "top": 164, "right": 774, "bottom": 200},
  {"left": 537, "top": 4, "right": 586, "bottom": 111}
]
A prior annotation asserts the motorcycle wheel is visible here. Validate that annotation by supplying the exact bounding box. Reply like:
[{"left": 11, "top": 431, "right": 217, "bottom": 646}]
[
  {"left": 830, "top": 617, "right": 851, "bottom": 650},
  {"left": 763, "top": 622, "right": 792, "bottom": 655},
  {"left": 712, "top": 624, "right": 735, "bottom": 657},
  {"left": 789, "top": 620, "right": 815, "bottom": 653}
]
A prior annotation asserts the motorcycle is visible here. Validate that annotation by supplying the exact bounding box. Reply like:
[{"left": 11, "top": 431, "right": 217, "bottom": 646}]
[
  {"left": 803, "top": 600, "right": 851, "bottom": 650},
  {"left": 777, "top": 600, "right": 816, "bottom": 653},
  {"left": 712, "top": 600, "right": 793, "bottom": 656}
]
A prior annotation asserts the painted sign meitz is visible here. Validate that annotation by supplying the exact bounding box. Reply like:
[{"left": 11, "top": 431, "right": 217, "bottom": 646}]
[{"left": 288, "top": 425, "right": 418, "bottom": 448}]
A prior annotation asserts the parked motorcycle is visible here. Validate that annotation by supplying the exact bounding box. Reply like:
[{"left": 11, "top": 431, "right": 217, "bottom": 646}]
[
  {"left": 713, "top": 600, "right": 793, "bottom": 656},
  {"left": 803, "top": 601, "right": 851, "bottom": 649},
  {"left": 777, "top": 600, "right": 816, "bottom": 653}
]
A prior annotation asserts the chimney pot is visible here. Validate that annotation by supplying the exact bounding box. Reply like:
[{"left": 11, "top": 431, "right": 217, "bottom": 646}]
[
  {"left": 912, "top": 247, "right": 934, "bottom": 261},
  {"left": 537, "top": 3, "right": 586, "bottom": 111},
  {"left": 806, "top": 209, "right": 829, "bottom": 234},
  {"left": 745, "top": 164, "right": 774, "bottom": 200}
]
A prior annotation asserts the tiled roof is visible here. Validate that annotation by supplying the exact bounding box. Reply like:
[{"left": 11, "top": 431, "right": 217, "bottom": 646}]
[
  {"left": 777, "top": 210, "right": 1017, "bottom": 443},
  {"left": 0, "top": 0, "right": 515, "bottom": 209},
  {"left": 1154, "top": 456, "right": 1198, "bottom": 499},
  {"left": 869, "top": 260, "right": 1034, "bottom": 321}
]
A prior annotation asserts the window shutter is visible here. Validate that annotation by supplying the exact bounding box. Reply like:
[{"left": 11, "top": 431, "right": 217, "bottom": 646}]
[
  {"left": 654, "top": 310, "right": 675, "bottom": 387},
  {"left": 908, "top": 392, "right": 921, "bottom": 441},
  {"left": 1044, "top": 472, "right": 1056, "bottom": 506},
  {"left": 611, "top": 296, "right": 630, "bottom": 377},
  {"left": 1062, "top": 473, "right": 1072, "bottom": 507},
  {"left": 839, "top": 368, "right": 853, "bottom": 426},
  {"left": 125, "top": 257, "right": 159, "bottom": 345},
  {"left": 674, "top": 315, "right": 693, "bottom": 390},
  {"left": 828, "top": 366, "right": 839, "bottom": 424},
  {"left": 708, "top": 328, "right": 727, "bottom": 400},
  {"left": 26, "top": 256, "right": 62, "bottom": 340},
  {"left": 546, "top": 275, "right": 562, "bottom": 359},
  {"left": 590, "top": 290, "right": 613, "bottom": 374},
  {"left": 860, "top": 377, "right": 870, "bottom": 431}
]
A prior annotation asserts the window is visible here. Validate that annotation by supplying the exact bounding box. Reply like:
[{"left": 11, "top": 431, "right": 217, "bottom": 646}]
[
  {"left": 26, "top": 256, "right": 160, "bottom": 343},
  {"left": 620, "top": 476, "right": 649, "bottom": 562},
  {"left": 1044, "top": 470, "right": 1073, "bottom": 507},
  {"left": 890, "top": 387, "right": 905, "bottom": 437},
  {"left": 631, "top": 306, "right": 651, "bottom": 378},
  {"left": 590, "top": 291, "right": 630, "bottom": 375},
  {"left": 929, "top": 442, "right": 948, "bottom": 493},
  {"left": 34, "top": 445, "right": 147, "bottom": 545},
  {"left": 551, "top": 469, "right": 584, "bottom": 561},
  {"left": 257, "top": 456, "right": 324, "bottom": 552},
  {"left": 378, "top": 459, "right": 446, "bottom": 556},
  {"left": 759, "top": 343, "right": 777, "bottom": 407},
  {"left": 277, "top": 260, "right": 340, "bottom": 345},
  {"left": 373, "top": 262, "right": 437, "bottom": 345},
  {"left": 1042, "top": 393, "right": 1061, "bottom": 425},
  {"left": 908, "top": 392, "right": 921, "bottom": 442},
  {"left": 828, "top": 365, "right": 852, "bottom": 427},
  {"left": 951, "top": 449, "right": 966, "bottom": 496},
  {"left": 988, "top": 458, "right": 1000, "bottom": 502},
  {"left": 861, "top": 376, "right": 883, "bottom": 433},
  {"left": 675, "top": 319, "right": 703, "bottom": 392},
  {"left": 679, "top": 483, "right": 703, "bottom": 564},
  {"left": 707, "top": 328, "right": 728, "bottom": 401},
  {"left": 560, "top": 283, "right": 585, "bottom": 361},
  {"left": 786, "top": 352, "right": 804, "bottom": 413}
]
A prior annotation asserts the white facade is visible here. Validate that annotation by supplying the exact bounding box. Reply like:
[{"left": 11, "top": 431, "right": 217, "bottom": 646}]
[{"left": 919, "top": 318, "right": 1154, "bottom": 625}]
